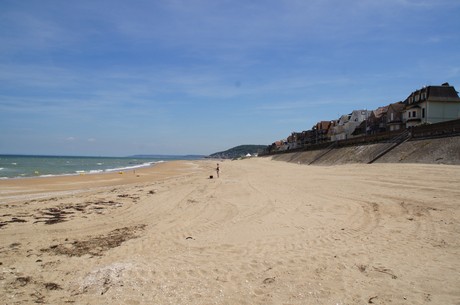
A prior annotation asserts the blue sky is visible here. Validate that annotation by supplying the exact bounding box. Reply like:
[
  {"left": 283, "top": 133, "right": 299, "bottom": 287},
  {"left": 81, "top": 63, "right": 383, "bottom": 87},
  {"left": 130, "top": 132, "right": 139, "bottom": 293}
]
[{"left": 1, "top": 0, "right": 459, "bottom": 156}]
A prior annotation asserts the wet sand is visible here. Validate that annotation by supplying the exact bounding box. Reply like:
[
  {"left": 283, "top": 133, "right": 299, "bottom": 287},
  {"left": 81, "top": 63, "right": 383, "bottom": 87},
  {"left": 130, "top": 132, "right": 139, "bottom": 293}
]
[{"left": 1, "top": 158, "right": 459, "bottom": 304}]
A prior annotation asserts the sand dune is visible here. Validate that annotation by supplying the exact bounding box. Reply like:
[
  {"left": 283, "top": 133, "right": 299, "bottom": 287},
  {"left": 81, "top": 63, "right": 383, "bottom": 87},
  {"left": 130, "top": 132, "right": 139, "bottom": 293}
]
[{"left": 1, "top": 158, "right": 459, "bottom": 304}]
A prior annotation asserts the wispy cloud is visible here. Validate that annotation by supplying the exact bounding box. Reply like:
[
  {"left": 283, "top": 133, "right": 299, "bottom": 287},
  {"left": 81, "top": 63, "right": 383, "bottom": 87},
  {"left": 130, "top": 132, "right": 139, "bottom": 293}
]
[
  {"left": 393, "top": 0, "right": 459, "bottom": 8},
  {"left": 0, "top": 9, "right": 79, "bottom": 53}
]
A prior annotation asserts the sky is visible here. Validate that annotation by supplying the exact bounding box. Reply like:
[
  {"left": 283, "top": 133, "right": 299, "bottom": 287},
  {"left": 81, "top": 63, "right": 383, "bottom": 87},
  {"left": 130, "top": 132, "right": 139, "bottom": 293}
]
[{"left": 1, "top": 0, "right": 459, "bottom": 156}]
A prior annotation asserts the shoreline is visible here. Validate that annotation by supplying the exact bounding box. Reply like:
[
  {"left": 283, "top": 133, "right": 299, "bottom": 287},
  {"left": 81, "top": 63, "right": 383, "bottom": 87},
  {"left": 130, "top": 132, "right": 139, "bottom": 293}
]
[
  {"left": 0, "top": 161, "right": 160, "bottom": 181},
  {"left": 0, "top": 155, "right": 175, "bottom": 180},
  {"left": 0, "top": 160, "right": 203, "bottom": 204}
]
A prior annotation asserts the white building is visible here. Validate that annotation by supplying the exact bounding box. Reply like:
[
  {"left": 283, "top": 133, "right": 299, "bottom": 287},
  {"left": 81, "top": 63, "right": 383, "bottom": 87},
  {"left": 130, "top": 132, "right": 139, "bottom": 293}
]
[
  {"left": 331, "top": 110, "right": 372, "bottom": 141},
  {"left": 404, "top": 83, "right": 460, "bottom": 128}
]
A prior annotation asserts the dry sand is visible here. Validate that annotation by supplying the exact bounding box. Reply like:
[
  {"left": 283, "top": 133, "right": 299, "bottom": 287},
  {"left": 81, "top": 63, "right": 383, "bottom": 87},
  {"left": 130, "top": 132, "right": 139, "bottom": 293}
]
[{"left": 0, "top": 158, "right": 459, "bottom": 304}]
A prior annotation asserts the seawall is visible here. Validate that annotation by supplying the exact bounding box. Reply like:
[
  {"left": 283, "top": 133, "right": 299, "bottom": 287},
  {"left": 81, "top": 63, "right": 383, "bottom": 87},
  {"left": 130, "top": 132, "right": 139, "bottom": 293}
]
[{"left": 270, "top": 135, "right": 460, "bottom": 165}]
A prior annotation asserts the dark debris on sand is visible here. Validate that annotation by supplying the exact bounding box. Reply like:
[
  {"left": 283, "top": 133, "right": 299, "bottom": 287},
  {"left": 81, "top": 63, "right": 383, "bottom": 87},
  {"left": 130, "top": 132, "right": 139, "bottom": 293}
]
[{"left": 41, "top": 225, "right": 146, "bottom": 257}]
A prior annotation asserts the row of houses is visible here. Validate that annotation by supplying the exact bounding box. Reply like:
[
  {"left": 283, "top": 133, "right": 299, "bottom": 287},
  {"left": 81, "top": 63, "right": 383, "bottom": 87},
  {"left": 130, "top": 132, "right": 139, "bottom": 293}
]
[{"left": 269, "top": 82, "right": 460, "bottom": 152}]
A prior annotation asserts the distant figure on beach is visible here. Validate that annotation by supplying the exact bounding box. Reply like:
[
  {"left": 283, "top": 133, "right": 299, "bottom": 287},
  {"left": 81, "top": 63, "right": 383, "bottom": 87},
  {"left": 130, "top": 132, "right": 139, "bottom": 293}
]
[{"left": 216, "top": 163, "right": 220, "bottom": 178}]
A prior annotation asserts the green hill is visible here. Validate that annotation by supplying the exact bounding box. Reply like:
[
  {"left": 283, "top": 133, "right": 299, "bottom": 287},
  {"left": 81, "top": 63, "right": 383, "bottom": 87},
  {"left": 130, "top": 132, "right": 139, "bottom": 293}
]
[{"left": 208, "top": 145, "right": 267, "bottom": 159}]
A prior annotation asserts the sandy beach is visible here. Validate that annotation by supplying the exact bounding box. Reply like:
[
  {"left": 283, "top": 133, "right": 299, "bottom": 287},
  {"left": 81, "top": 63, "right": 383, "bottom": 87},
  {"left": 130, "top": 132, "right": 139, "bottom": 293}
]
[{"left": 1, "top": 158, "right": 459, "bottom": 304}]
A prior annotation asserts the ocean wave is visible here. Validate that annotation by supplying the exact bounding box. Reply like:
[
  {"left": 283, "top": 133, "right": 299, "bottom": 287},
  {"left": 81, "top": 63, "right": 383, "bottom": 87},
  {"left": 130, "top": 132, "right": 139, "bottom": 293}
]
[
  {"left": 74, "top": 170, "right": 103, "bottom": 174},
  {"left": 2, "top": 173, "right": 74, "bottom": 180},
  {"left": 104, "top": 161, "right": 159, "bottom": 172},
  {"left": 0, "top": 158, "right": 163, "bottom": 179},
  {"left": 70, "top": 162, "right": 158, "bottom": 175}
]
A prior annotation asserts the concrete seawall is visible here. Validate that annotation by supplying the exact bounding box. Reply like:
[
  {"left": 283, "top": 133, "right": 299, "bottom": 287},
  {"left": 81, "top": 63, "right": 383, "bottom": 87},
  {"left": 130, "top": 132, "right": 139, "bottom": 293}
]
[{"left": 270, "top": 135, "right": 460, "bottom": 165}]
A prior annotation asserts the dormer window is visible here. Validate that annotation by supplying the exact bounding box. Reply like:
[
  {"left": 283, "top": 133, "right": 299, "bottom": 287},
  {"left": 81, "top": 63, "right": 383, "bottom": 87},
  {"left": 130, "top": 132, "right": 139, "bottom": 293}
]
[{"left": 415, "top": 95, "right": 419, "bottom": 102}]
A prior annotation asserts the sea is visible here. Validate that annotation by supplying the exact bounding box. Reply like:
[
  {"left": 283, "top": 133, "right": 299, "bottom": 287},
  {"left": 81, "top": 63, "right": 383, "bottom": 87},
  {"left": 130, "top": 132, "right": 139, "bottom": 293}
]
[{"left": 0, "top": 155, "right": 200, "bottom": 179}]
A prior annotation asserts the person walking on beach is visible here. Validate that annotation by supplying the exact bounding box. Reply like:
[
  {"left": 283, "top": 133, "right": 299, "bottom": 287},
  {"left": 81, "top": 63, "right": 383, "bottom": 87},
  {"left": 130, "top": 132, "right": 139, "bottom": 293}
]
[{"left": 216, "top": 163, "right": 220, "bottom": 178}]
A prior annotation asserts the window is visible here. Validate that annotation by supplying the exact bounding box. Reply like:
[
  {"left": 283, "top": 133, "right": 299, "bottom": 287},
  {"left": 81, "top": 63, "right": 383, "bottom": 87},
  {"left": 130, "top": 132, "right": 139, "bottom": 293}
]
[
  {"left": 391, "top": 113, "right": 394, "bottom": 121},
  {"left": 408, "top": 112, "right": 411, "bottom": 118},
  {"left": 413, "top": 110, "right": 416, "bottom": 117},
  {"left": 422, "top": 108, "right": 425, "bottom": 118}
]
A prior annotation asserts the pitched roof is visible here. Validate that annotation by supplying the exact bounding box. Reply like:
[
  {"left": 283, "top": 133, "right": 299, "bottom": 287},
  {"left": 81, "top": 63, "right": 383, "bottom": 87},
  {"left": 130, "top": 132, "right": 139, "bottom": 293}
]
[
  {"left": 388, "top": 101, "right": 405, "bottom": 112},
  {"left": 426, "top": 85, "right": 460, "bottom": 102},
  {"left": 405, "top": 83, "right": 460, "bottom": 104},
  {"left": 316, "top": 121, "right": 331, "bottom": 130},
  {"left": 372, "top": 106, "right": 389, "bottom": 118}
]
